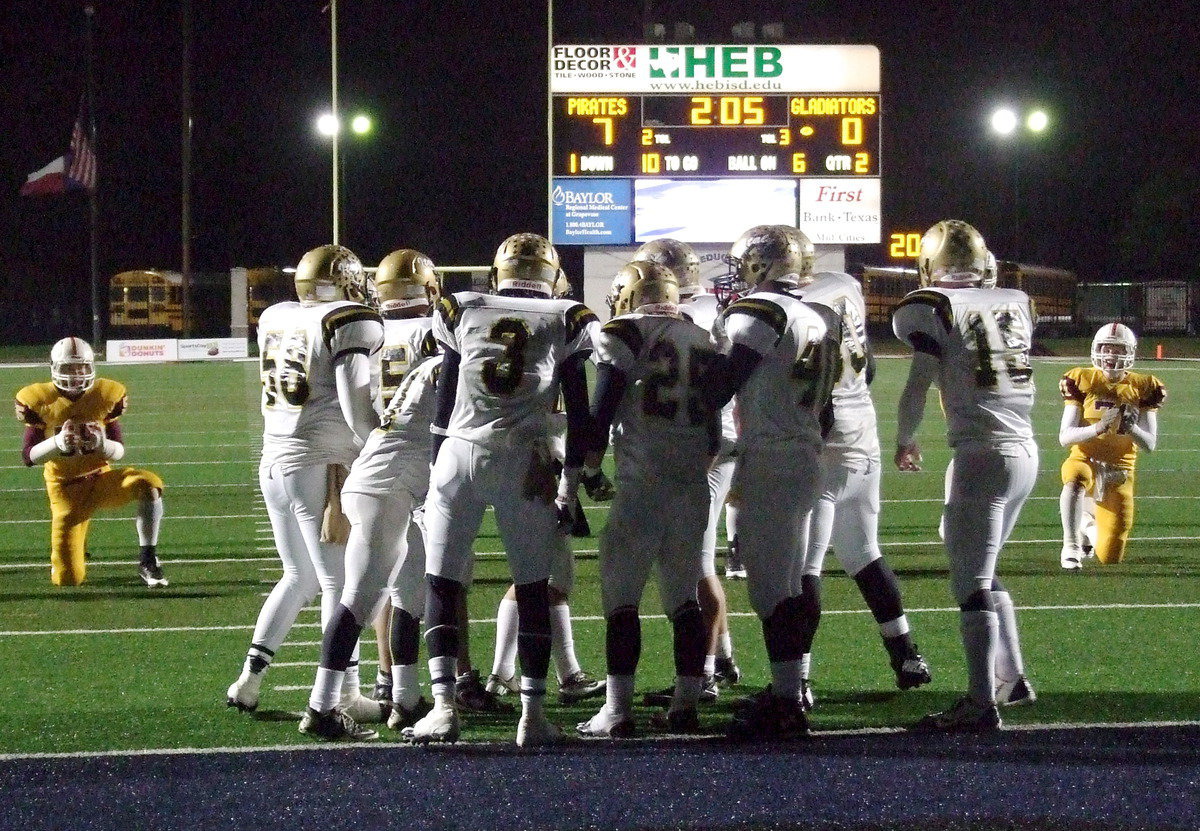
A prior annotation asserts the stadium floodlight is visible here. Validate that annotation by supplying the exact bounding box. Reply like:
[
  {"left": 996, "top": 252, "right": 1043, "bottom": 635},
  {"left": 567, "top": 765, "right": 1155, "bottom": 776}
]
[
  {"left": 991, "top": 108, "right": 1018, "bottom": 136},
  {"left": 351, "top": 114, "right": 372, "bottom": 135},
  {"left": 1027, "top": 109, "right": 1049, "bottom": 132},
  {"left": 316, "top": 112, "right": 339, "bottom": 137}
]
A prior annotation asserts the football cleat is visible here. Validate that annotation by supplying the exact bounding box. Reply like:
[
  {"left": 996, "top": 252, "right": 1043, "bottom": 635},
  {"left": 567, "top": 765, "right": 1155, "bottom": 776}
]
[
  {"left": 893, "top": 645, "right": 933, "bottom": 690},
  {"left": 387, "top": 697, "right": 432, "bottom": 730},
  {"left": 995, "top": 675, "right": 1037, "bottom": 707},
  {"left": 725, "top": 692, "right": 810, "bottom": 741},
  {"left": 714, "top": 656, "right": 742, "bottom": 685},
  {"left": 1061, "top": 545, "right": 1084, "bottom": 571},
  {"left": 642, "top": 676, "right": 719, "bottom": 709},
  {"left": 340, "top": 692, "right": 389, "bottom": 724},
  {"left": 559, "top": 670, "right": 606, "bottom": 704},
  {"left": 139, "top": 563, "right": 169, "bottom": 588},
  {"left": 485, "top": 673, "right": 520, "bottom": 697},
  {"left": 226, "top": 673, "right": 261, "bottom": 713},
  {"left": 580, "top": 467, "right": 615, "bottom": 501},
  {"left": 372, "top": 672, "right": 392, "bottom": 702},
  {"left": 456, "top": 669, "right": 514, "bottom": 713},
  {"left": 649, "top": 707, "right": 701, "bottom": 734},
  {"left": 403, "top": 702, "right": 460, "bottom": 744},
  {"left": 913, "top": 696, "right": 1002, "bottom": 733},
  {"left": 576, "top": 707, "right": 637, "bottom": 739},
  {"left": 516, "top": 711, "right": 565, "bottom": 747},
  {"left": 724, "top": 540, "right": 747, "bottom": 580},
  {"left": 299, "top": 707, "right": 378, "bottom": 742}
]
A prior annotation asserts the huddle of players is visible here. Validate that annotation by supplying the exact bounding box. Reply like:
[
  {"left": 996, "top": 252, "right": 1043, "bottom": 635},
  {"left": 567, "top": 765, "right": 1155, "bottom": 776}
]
[{"left": 222, "top": 217, "right": 1162, "bottom": 744}]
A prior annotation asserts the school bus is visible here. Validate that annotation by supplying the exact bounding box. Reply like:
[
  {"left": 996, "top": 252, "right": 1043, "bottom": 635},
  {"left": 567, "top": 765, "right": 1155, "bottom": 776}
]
[{"left": 108, "top": 270, "right": 183, "bottom": 331}]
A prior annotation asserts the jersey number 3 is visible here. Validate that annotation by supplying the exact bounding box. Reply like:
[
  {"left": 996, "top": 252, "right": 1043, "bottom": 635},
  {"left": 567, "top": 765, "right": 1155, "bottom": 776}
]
[{"left": 482, "top": 318, "right": 531, "bottom": 396}]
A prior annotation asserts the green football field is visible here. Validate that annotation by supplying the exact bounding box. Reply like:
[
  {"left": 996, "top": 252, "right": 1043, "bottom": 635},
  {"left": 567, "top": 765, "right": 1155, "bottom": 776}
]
[{"left": 0, "top": 354, "right": 1197, "bottom": 756}]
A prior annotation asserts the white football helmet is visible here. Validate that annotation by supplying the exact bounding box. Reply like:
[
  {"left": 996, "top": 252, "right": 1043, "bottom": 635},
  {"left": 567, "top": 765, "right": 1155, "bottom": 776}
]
[
  {"left": 295, "top": 244, "right": 375, "bottom": 307},
  {"left": 1091, "top": 323, "right": 1137, "bottom": 380},
  {"left": 491, "top": 233, "right": 562, "bottom": 297},
  {"left": 633, "top": 238, "right": 701, "bottom": 298},
  {"left": 917, "top": 220, "right": 989, "bottom": 287},
  {"left": 51, "top": 337, "right": 96, "bottom": 395},
  {"left": 375, "top": 249, "right": 439, "bottom": 314},
  {"left": 715, "top": 224, "right": 814, "bottom": 308}
]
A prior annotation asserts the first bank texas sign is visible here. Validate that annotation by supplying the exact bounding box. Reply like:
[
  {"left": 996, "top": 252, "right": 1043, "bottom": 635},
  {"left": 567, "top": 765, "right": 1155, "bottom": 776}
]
[{"left": 551, "top": 44, "right": 879, "bottom": 93}]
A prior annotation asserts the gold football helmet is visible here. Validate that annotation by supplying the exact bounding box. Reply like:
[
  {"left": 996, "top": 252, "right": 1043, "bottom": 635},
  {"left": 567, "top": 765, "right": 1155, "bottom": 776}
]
[
  {"left": 981, "top": 251, "right": 999, "bottom": 289},
  {"left": 50, "top": 336, "right": 96, "bottom": 395},
  {"left": 553, "top": 271, "right": 572, "bottom": 299},
  {"left": 715, "top": 224, "right": 814, "bottom": 307},
  {"left": 295, "top": 244, "right": 374, "bottom": 306},
  {"left": 375, "top": 249, "right": 440, "bottom": 313},
  {"left": 633, "top": 238, "right": 701, "bottom": 298},
  {"left": 917, "top": 220, "right": 989, "bottom": 287},
  {"left": 623, "top": 261, "right": 680, "bottom": 313},
  {"left": 491, "top": 233, "right": 562, "bottom": 297}
]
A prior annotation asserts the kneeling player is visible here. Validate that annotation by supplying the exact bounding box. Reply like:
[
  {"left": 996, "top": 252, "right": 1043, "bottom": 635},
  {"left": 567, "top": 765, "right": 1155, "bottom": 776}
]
[{"left": 16, "top": 337, "right": 166, "bottom": 587}]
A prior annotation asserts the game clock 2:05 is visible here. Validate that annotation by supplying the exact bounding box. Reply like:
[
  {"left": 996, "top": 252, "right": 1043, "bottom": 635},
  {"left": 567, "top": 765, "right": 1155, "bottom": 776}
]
[{"left": 552, "top": 94, "right": 879, "bottom": 178}]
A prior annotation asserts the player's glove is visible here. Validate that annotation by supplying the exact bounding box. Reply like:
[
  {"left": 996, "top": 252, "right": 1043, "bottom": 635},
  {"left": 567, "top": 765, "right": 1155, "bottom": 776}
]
[
  {"left": 55, "top": 420, "right": 82, "bottom": 455},
  {"left": 1096, "top": 406, "right": 1121, "bottom": 435},
  {"left": 1117, "top": 403, "right": 1140, "bottom": 434},
  {"left": 580, "top": 465, "right": 615, "bottom": 501}
]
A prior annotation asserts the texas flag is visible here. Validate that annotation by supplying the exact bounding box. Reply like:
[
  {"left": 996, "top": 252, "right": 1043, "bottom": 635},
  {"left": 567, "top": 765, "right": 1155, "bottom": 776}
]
[{"left": 21, "top": 117, "right": 96, "bottom": 197}]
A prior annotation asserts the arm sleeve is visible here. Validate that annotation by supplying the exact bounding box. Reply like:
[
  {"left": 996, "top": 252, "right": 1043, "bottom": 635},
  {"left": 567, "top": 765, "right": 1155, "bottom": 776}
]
[
  {"left": 1127, "top": 408, "right": 1157, "bottom": 452},
  {"left": 431, "top": 347, "right": 461, "bottom": 463},
  {"left": 559, "top": 354, "right": 593, "bottom": 468},
  {"left": 588, "top": 361, "right": 629, "bottom": 458},
  {"left": 1058, "top": 402, "right": 1103, "bottom": 447},
  {"left": 698, "top": 342, "right": 763, "bottom": 411},
  {"left": 334, "top": 351, "right": 380, "bottom": 443},
  {"left": 23, "top": 426, "right": 58, "bottom": 466},
  {"left": 895, "top": 351, "right": 939, "bottom": 447}
]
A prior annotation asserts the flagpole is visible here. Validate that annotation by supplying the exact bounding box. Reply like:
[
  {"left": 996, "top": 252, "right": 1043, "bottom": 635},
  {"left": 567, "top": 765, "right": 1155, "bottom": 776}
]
[{"left": 85, "top": 5, "right": 101, "bottom": 347}]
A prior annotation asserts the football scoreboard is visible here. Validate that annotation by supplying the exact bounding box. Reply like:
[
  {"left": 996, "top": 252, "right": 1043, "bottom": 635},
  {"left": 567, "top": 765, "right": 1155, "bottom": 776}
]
[{"left": 550, "top": 44, "right": 882, "bottom": 246}]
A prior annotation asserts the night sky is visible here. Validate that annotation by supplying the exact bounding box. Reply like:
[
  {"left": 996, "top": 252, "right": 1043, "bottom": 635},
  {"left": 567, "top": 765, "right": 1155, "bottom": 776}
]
[{"left": 2, "top": 1, "right": 1197, "bottom": 340}]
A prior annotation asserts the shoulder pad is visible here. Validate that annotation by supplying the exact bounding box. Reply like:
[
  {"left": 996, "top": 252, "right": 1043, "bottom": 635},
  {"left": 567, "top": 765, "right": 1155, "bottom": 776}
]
[
  {"left": 1059, "top": 372, "right": 1085, "bottom": 403},
  {"left": 894, "top": 290, "right": 953, "bottom": 333},
  {"left": 321, "top": 305, "right": 383, "bottom": 351},
  {"left": 565, "top": 303, "right": 599, "bottom": 344},
  {"left": 14, "top": 398, "right": 43, "bottom": 426},
  {"left": 436, "top": 295, "right": 462, "bottom": 331},
  {"left": 724, "top": 297, "right": 788, "bottom": 339},
  {"left": 802, "top": 300, "right": 841, "bottom": 339},
  {"left": 1141, "top": 376, "right": 1167, "bottom": 409},
  {"left": 108, "top": 394, "right": 128, "bottom": 420},
  {"left": 600, "top": 317, "right": 644, "bottom": 357}
]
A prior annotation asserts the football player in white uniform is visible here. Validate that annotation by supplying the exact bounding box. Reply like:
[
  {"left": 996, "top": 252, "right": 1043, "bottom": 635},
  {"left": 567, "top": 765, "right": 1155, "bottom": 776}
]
[
  {"left": 1058, "top": 323, "right": 1164, "bottom": 568},
  {"left": 226, "top": 245, "right": 383, "bottom": 726},
  {"left": 635, "top": 238, "right": 742, "bottom": 696},
  {"left": 407, "top": 233, "right": 598, "bottom": 747},
  {"left": 576, "top": 262, "right": 720, "bottom": 737},
  {"left": 299, "top": 249, "right": 442, "bottom": 741},
  {"left": 361, "top": 250, "right": 440, "bottom": 704},
  {"left": 796, "top": 270, "right": 931, "bottom": 702},
  {"left": 893, "top": 220, "right": 1037, "bottom": 732},
  {"left": 701, "top": 224, "right": 838, "bottom": 740}
]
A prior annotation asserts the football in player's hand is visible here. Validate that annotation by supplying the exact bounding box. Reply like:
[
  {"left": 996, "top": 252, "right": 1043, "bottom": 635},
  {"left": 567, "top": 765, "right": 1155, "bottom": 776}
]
[{"left": 57, "top": 420, "right": 83, "bottom": 454}]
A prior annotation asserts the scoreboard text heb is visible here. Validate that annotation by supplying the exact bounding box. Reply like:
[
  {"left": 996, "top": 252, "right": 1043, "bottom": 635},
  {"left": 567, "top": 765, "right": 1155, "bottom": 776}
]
[{"left": 554, "top": 95, "right": 880, "bottom": 178}]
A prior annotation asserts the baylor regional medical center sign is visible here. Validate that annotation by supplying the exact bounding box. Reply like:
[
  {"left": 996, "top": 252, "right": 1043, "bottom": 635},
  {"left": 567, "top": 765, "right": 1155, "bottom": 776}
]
[{"left": 550, "top": 44, "right": 881, "bottom": 245}]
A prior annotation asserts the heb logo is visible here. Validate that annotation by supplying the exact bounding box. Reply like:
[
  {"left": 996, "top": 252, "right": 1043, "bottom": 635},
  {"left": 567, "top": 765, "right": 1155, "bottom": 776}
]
[
  {"left": 648, "top": 46, "right": 782, "bottom": 79},
  {"left": 614, "top": 46, "right": 636, "bottom": 69}
]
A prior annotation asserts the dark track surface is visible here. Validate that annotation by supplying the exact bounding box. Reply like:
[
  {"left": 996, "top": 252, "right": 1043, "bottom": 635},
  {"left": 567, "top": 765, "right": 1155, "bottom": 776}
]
[{"left": 4, "top": 724, "right": 1197, "bottom": 831}]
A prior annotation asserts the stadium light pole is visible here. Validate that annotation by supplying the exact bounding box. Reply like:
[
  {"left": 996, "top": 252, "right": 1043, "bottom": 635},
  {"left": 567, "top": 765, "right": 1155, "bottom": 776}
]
[
  {"left": 317, "top": 112, "right": 372, "bottom": 248},
  {"left": 990, "top": 106, "right": 1050, "bottom": 261}
]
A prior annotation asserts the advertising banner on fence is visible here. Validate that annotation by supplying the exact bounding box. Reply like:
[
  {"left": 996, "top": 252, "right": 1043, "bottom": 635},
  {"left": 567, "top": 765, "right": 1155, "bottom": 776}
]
[
  {"left": 178, "top": 338, "right": 250, "bottom": 361},
  {"left": 105, "top": 339, "right": 179, "bottom": 363}
]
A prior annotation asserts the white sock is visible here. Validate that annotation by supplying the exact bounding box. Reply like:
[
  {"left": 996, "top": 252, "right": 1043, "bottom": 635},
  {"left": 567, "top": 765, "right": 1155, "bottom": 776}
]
[
  {"left": 992, "top": 591, "right": 1026, "bottom": 682},
  {"left": 960, "top": 609, "right": 999, "bottom": 705},
  {"left": 491, "top": 598, "right": 520, "bottom": 681},
  {"left": 391, "top": 663, "right": 421, "bottom": 709},
  {"left": 704, "top": 654, "right": 716, "bottom": 676},
  {"left": 1060, "top": 484, "right": 1085, "bottom": 552},
  {"left": 136, "top": 495, "right": 163, "bottom": 546},
  {"left": 770, "top": 659, "right": 803, "bottom": 700},
  {"left": 717, "top": 630, "right": 733, "bottom": 660},
  {"left": 310, "top": 667, "right": 344, "bottom": 713},
  {"left": 430, "top": 656, "right": 457, "bottom": 701},
  {"left": 879, "top": 615, "right": 910, "bottom": 638},
  {"left": 340, "top": 662, "right": 361, "bottom": 702},
  {"left": 550, "top": 603, "right": 581, "bottom": 682},
  {"left": 520, "top": 676, "right": 547, "bottom": 717},
  {"left": 799, "top": 653, "right": 811, "bottom": 680},
  {"left": 672, "top": 675, "right": 703, "bottom": 710},
  {"left": 605, "top": 674, "right": 635, "bottom": 715}
]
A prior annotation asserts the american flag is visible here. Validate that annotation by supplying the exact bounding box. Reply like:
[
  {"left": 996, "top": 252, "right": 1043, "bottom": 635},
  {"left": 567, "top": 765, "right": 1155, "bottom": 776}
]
[{"left": 67, "top": 116, "right": 96, "bottom": 192}]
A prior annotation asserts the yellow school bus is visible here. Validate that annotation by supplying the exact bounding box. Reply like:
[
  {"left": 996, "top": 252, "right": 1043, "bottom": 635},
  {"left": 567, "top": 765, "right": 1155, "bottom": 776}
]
[{"left": 108, "top": 270, "right": 183, "bottom": 331}]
